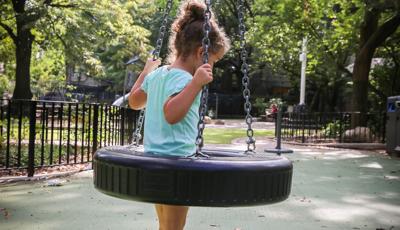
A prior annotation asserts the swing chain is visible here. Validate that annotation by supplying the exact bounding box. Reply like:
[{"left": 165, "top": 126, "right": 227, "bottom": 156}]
[
  {"left": 202, "top": 0, "right": 212, "bottom": 64},
  {"left": 153, "top": 0, "right": 174, "bottom": 60},
  {"left": 132, "top": 109, "right": 145, "bottom": 146},
  {"left": 237, "top": 0, "right": 255, "bottom": 153},
  {"left": 194, "top": 0, "right": 212, "bottom": 156},
  {"left": 132, "top": 0, "right": 174, "bottom": 146}
]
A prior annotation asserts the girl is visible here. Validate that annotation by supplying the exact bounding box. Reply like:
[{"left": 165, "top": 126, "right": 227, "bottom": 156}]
[{"left": 128, "top": 1, "right": 230, "bottom": 229}]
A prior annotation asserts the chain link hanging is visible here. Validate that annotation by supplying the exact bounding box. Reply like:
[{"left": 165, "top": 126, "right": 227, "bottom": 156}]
[
  {"left": 193, "top": 0, "right": 212, "bottom": 157},
  {"left": 132, "top": 0, "right": 174, "bottom": 146},
  {"left": 237, "top": 0, "right": 256, "bottom": 153},
  {"left": 152, "top": 0, "right": 174, "bottom": 60}
]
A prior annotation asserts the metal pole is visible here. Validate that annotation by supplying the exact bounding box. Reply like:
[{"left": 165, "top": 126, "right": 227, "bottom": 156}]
[
  {"left": 122, "top": 69, "right": 129, "bottom": 107},
  {"left": 299, "top": 37, "right": 308, "bottom": 105},
  {"left": 92, "top": 104, "right": 99, "bottom": 153},
  {"left": 276, "top": 109, "right": 282, "bottom": 149},
  {"left": 215, "top": 93, "right": 218, "bottom": 119},
  {"left": 265, "top": 108, "right": 293, "bottom": 155},
  {"left": 28, "top": 101, "right": 37, "bottom": 177}
]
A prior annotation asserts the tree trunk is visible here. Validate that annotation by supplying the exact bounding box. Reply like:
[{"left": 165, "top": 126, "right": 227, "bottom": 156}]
[
  {"left": 11, "top": 0, "right": 34, "bottom": 100},
  {"left": 350, "top": 6, "right": 400, "bottom": 127},
  {"left": 13, "top": 29, "right": 34, "bottom": 100},
  {"left": 351, "top": 49, "right": 374, "bottom": 127},
  {"left": 351, "top": 48, "right": 374, "bottom": 111},
  {"left": 350, "top": 6, "right": 379, "bottom": 127}
]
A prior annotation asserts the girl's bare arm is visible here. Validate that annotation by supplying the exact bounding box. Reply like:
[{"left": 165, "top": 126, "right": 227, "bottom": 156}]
[
  {"left": 163, "top": 64, "right": 212, "bottom": 124},
  {"left": 163, "top": 81, "right": 202, "bottom": 124},
  {"left": 128, "top": 59, "right": 161, "bottom": 110},
  {"left": 128, "top": 72, "right": 148, "bottom": 110}
]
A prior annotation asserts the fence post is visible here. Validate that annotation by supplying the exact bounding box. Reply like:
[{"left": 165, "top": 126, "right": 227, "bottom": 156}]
[
  {"left": 120, "top": 107, "right": 125, "bottom": 145},
  {"left": 276, "top": 109, "right": 282, "bottom": 149},
  {"left": 274, "top": 113, "right": 277, "bottom": 137},
  {"left": 6, "top": 100, "right": 11, "bottom": 168},
  {"left": 382, "top": 112, "right": 387, "bottom": 143},
  {"left": 28, "top": 101, "right": 37, "bottom": 177},
  {"left": 301, "top": 113, "right": 305, "bottom": 143},
  {"left": 126, "top": 109, "right": 136, "bottom": 144},
  {"left": 92, "top": 104, "right": 99, "bottom": 155},
  {"left": 264, "top": 109, "right": 293, "bottom": 155},
  {"left": 339, "top": 113, "right": 343, "bottom": 143}
]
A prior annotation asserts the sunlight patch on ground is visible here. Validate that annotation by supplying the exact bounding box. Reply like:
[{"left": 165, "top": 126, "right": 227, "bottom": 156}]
[
  {"left": 315, "top": 176, "right": 340, "bottom": 182},
  {"left": 46, "top": 192, "right": 81, "bottom": 200},
  {"left": 321, "top": 150, "right": 368, "bottom": 160},
  {"left": 367, "top": 203, "right": 400, "bottom": 215},
  {"left": 342, "top": 194, "right": 377, "bottom": 204},
  {"left": 290, "top": 148, "right": 314, "bottom": 152},
  {"left": 343, "top": 194, "right": 400, "bottom": 213},
  {"left": 359, "top": 162, "right": 383, "bottom": 169},
  {"left": 309, "top": 193, "right": 400, "bottom": 225},
  {"left": 256, "top": 210, "right": 294, "bottom": 220},
  {"left": 298, "top": 151, "right": 324, "bottom": 156},
  {"left": 340, "top": 195, "right": 400, "bottom": 224},
  {"left": 384, "top": 175, "right": 400, "bottom": 180},
  {"left": 379, "top": 192, "right": 400, "bottom": 199},
  {"left": 311, "top": 203, "right": 376, "bottom": 222}
]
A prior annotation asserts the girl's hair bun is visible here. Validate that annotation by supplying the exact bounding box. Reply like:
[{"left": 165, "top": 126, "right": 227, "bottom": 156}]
[
  {"left": 168, "top": 0, "right": 230, "bottom": 63},
  {"left": 173, "top": 1, "right": 206, "bottom": 33},
  {"left": 184, "top": 2, "right": 205, "bottom": 21}
]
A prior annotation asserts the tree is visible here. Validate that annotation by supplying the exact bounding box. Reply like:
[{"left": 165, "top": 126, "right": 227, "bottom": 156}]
[
  {"left": 53, "top": 0, "right": 154, "bottom": 94},
  {"left": 30, "top": 43, "right": 65, "bottom": 97},
  {"left": 248, "top": 0, "right": 355, "bottom": 111},
  {"left": 351, "top": 0, "right": 400, "bottom": 116},
  {"left": 0, "top": 34, "right": 14, "bottom": 96},
  {"left": 247, "top": 0, "right": 400, "bottom": 115},
  {"left": 0, "top": 1, "right": 78, "bottom": 99},
  {"left": 0, "top": 0, "right": 153, "bottom": 100},
  {"left": 369, "top": 32, "right": 400, "bottom": 112}
]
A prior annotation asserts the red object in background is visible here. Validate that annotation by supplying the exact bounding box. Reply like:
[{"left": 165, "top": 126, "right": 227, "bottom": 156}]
[{"left": 271, "top": 104, "right": 278, "bottom": 114}]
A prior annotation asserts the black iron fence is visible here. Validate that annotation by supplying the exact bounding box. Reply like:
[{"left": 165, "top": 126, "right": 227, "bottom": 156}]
[
  {"left": 281, "top": 112, "right": 386, "bottom": 143},
  {"left": 0, "top": 99, "right": 388, "bottom": 176},
  {"left": 0, "top": 99, "right": 137, "bottom": 176}
]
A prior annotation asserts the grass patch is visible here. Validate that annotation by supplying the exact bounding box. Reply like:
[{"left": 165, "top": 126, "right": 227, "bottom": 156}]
[{"left": 203, "top": 128, "right": 274, "bottom": 144}]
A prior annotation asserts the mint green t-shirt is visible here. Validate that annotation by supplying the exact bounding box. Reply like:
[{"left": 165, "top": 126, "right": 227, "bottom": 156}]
[{"left": 141, "top": 66, "right": 200, "bottom": 156}]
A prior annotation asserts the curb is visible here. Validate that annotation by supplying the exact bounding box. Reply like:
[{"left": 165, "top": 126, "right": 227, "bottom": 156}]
[
  {"left": 232, "top": 136, "right": 386, "bottom": 151},
  {"left": 0, "top": 169, "right": 91, "bottom": 185},
  {"left": 280, "top": 140, "right": 385, "bottom": 151}
]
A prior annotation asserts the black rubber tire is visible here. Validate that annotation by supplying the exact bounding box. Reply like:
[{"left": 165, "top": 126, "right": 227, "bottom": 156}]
[{"left": 93, "top": 145, "right": 293, "bottom": 207}]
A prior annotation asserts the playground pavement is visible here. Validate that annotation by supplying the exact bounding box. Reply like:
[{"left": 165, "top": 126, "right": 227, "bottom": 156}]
[{"left": 1, "top": 135, "right": 399, "bottom": 229}]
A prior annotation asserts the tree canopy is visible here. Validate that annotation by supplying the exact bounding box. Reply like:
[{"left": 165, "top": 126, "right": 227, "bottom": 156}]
[
  {"left": 249, "top": 0, "right": 400, "bottom": 113},
  {"left": 0, "top": 0, "right": 399, "bottom": 115},
  {"left": 0, "top": 0, "right": 155, "bottom": 99}
]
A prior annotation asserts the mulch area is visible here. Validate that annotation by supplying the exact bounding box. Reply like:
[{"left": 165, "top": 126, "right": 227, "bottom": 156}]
[{"left": 0, "top": 163, "right": 91, "bottom": 180}]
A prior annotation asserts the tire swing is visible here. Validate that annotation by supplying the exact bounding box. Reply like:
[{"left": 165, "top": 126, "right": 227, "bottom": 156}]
[{"left": 93, "top": 0, "right": 293, "bottom": 207}]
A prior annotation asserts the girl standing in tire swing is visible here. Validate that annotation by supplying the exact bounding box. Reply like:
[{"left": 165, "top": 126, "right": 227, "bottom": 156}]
[{"left": 128, "top": 1, "right": 230, "bottom": 229}]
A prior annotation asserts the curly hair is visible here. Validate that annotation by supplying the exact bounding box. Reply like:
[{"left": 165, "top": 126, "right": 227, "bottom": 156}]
[{"left": 167, "top": 0, "right": 231, "bottom": 63}]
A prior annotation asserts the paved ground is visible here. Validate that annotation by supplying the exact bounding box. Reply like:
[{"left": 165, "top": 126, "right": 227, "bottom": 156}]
[{"left": 0, "top": 138, "right": 399, "bottom": 230}]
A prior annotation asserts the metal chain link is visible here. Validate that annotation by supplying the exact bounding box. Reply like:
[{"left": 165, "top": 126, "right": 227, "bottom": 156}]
[
  {"left": 132, "top": 0, "right": 174, "bottom": 146},
  {"left": 237, "top": 0, "right": 256, "bottom": 153},
  {"left": 152, "top": 0, "right": 174, "bottom": 60},
  {"left": 193, "top": 0, "right": 212, "bottom": 157},
  {"left": 132, "top": 109, "right": 145, "bottom": 146}
]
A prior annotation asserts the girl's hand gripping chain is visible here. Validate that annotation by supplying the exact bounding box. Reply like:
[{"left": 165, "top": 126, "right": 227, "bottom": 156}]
[
  {"left": 128, "top": 58, "right": 161, "bottom": 110},
  {"left": 142, "top": 58, "right": 162, "bottom": 76},
  {"left": 193, "top": 63, "right": 213, "bottom": 88}
]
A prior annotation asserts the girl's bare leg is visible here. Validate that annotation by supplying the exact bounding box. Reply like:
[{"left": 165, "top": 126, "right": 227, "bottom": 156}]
[
  {"left": 155, "top": 204, "right": 164, "bottom": 230},
  {"left": 155, "top": 204, "right": 189, "bottom": 230}
]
